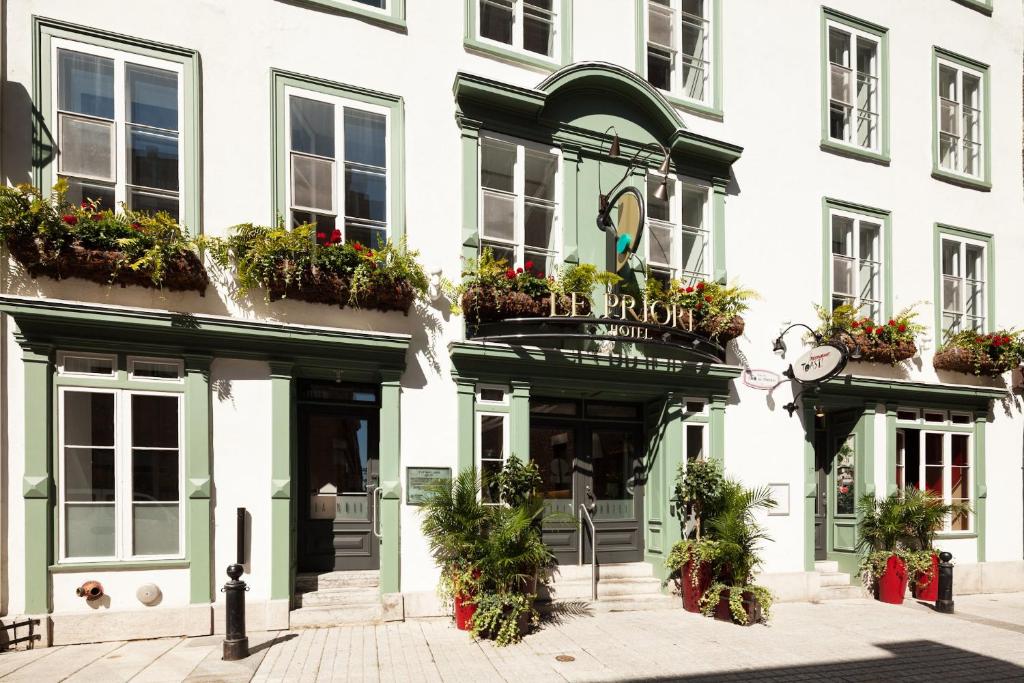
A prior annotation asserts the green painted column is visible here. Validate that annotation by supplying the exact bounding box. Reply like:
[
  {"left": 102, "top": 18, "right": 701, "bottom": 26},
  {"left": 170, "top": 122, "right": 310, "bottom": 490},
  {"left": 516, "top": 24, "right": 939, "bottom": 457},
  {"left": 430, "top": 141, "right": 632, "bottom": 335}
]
[
  {"left": 510, "top": 381, "right": 530, "bottom": 460},
  {"left": 459, "top": 118, "right": 482, "bottom": 264},
  {"left": 712, "top": 178, "right": 728, "bottom": 282},
  {"left": 184, "top": 355, "right": 213, "bottom": 604},
  {"left": 802, "top": 406, "right": 817, "bottom": 573},
  {"left": 709, "top": 395, "right": 726, "bottom": 462},
  {"left": 456, "top": 379, "right": 475, "bottom": 473},
  {"left": 561, "top": 146, "right": 580, "bottom": 263},
  {"left": 20, "top": 339, "right": 53, "bottom": 615},
  {"left": 268, "top": 362, "right": 294, "bottom": 602},
  {"left": 884, "top": 407, "right": 897, "bottom": 496},
  {"left": 974, "top": 413, "right": 987, "bottom": 562},
  {"left": 655, "top": 400, "right": 684, "bottom": 564},
  {"left": 379, "top": 373, "right": 402, "bottom": 593},
  {"left": 860, "top": 402, "right": 876, "bottom": 498}
]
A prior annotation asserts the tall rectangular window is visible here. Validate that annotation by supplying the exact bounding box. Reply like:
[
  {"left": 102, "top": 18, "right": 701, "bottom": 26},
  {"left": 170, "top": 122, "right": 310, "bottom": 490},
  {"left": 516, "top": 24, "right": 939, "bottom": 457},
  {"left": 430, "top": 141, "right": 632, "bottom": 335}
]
[
  {"left": 937, "top": 58, "right": 984, "bottom": 179},
  {"left": 645, "top": 0, "right": 713, "bottom": 105},
  {"left": 54, "top": 41, "right": 183, "bottom": 219},
  {"left": 478, "top": 413, "right": 508, "bottom": 505},
  {"left": 645, "top": 174, "right": 710, "bottom": 286},
  {"left": 479, "top": 136, "right": 560, "bottom": 274},
  {"left": 478, "top": 0, "right": 557, "bottom": 59},
  {"left": 940, "top": 235, "right": 987, "bottom": 338},
  {"left": 829, "top": 209, "right": 883, "bottom": 320},
  {"left": 896, "top": 418, "right": 972, "bottom": 533},
  {"left": 59, "top": 385, "right": 183, "bottom": 561},
  {"left": 827, "top": 24, "right": 879, "bottom": 151},
  {"left": 287, "top": 89, "right": 389, "bottom": 247}
]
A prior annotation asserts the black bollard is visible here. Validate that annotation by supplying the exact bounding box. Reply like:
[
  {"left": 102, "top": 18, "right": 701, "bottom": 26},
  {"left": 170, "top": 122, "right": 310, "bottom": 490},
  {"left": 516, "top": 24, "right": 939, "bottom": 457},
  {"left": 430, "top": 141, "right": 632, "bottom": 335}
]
[
  {"left": 935, "top": 551, "right": 954, "bottom": 614},
  {"left": 223, "top": 507, "right": 249, "bottom": 660}
]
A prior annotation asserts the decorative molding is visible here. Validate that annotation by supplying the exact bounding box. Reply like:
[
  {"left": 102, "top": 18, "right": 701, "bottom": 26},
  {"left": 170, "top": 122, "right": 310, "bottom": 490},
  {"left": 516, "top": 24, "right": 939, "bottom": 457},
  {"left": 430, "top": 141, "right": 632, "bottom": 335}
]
[
  {"left": 23, "top": 475, "right": 49, "bottom": 499},
  {"left": 271, "top": 478, "right": 292, "bottom": 499},
  {"left": 187, "top": 477, "right": 211, "bottom": 499}
]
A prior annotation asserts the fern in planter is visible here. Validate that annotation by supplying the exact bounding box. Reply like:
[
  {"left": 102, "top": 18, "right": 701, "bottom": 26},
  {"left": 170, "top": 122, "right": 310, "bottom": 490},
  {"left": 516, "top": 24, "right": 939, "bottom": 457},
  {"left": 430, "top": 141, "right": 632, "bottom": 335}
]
[
  {"left": 934, "top": 330, "right": 1023, "bottom": 376},
  {"left": 644, "top": 277, "right": 757, "bottom": 341},
  {"left": 814, "top": 303, "right": 925, "bottom": 365}
]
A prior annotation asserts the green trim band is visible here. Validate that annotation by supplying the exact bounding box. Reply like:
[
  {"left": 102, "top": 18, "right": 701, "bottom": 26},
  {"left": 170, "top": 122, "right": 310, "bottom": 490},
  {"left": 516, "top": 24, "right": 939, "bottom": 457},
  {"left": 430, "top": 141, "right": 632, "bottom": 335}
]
[{"left": 50, "top": 560, "right": 190, "bottom": 573}]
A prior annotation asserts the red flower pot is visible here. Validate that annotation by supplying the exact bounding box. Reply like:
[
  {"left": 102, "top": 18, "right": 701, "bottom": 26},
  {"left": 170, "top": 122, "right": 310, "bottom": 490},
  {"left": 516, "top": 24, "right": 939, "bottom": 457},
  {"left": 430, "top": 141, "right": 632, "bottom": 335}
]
[
  {"left": 876, "top": 555, "right": 909, "bottom": 605},
  {"left": 912, "top": 553, "right": 939, "bottom": 601},
  {"left": 454, "top": 592, "right": 476, "bottom": 631},
  {"left": 681, "top": 559, "right": 712, "bottom": 613}
]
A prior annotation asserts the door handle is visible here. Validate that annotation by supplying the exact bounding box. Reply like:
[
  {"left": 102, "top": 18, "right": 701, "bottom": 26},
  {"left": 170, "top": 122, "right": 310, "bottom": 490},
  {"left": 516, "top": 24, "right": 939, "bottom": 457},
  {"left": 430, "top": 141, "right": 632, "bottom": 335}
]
[{"left": 371, "top": 486, "right": 383, "bottom": 539}]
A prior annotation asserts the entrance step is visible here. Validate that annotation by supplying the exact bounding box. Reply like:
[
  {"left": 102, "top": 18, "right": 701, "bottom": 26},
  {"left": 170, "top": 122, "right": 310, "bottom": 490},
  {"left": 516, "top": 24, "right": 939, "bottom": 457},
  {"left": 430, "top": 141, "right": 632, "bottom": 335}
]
[
  {"left": 819, "top": 584, "right": 869, "bottom": 600},
  {"left": 819, "top": 571, "right": 853, "bottom": 588},
  {"left": 541, "top": 562, "right": 672, "bottom": 612},
  {"left": 292, "top": 570, "right": 382, "bottom": 627},
  {"left": 814, "top": 560, "right": 839, "bottom": 574},
  {"left": 812, "top": 563, "right": 868, "bottom": 600}
]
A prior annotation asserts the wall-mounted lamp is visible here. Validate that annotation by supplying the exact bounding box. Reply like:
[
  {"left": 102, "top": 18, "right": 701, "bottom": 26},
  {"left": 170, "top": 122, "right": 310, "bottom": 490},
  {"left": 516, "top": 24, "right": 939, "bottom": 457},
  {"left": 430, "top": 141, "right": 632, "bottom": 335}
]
[{"left": 603, "top": 125, "right": 620, "bottom": 158}]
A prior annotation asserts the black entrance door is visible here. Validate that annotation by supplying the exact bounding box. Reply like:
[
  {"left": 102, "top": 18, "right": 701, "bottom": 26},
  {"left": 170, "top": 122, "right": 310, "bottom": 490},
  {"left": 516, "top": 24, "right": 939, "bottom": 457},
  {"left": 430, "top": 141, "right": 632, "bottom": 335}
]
[
  {"left": 531, "top": 399, "right": 645, "bottom": 565},
  {"left": 814, "top": 421, "right": 828, "bottom": 561},
  {"left": 298, "top": 383, "right": 380, "bottom": 573}
]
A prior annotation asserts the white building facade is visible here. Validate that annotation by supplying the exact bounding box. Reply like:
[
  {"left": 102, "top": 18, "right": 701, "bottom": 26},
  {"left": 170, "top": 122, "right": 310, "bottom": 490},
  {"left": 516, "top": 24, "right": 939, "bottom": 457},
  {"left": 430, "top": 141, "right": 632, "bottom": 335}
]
[{"left": 1, "top": 0, "right": 1022, "bottom": 645}]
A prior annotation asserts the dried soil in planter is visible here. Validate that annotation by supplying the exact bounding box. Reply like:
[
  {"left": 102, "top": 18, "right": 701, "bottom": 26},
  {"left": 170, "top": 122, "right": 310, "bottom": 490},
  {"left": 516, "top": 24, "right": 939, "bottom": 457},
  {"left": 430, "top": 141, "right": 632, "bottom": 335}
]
[
  {"left": 933, "top": 347, "right": 1007, "bottom": 377},
  {"left": 461, "top": 286, "right": 547, "bottom": 324},
  {"left": 267, "top": 264, "right": 416, "bottom": 314},
  {"left": 843, "top": 338, "right": 918, "bottom": 364},
  {"left": 696, "top": 314, "right": 745, "bottom": 343},
  {"left": 712, "top": 589, "right": 762, "bottom": 625},
  {"left": 6, "top": 236, "right": 208, "bottom": 294}
]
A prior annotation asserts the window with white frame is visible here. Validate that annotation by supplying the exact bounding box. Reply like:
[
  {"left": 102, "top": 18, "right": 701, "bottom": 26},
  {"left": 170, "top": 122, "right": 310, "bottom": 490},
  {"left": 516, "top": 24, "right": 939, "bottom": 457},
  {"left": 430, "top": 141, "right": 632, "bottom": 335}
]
[
  {"left": 352, "top": 0, "right": 385, "bottom": 8},
  {"left": 829, "top": 209, "right": 882, "bottom": 320},
  {"left": 896, "top": 416, "right": 971, "bottom": 532},
  {"left": 646, "top": 0, "right": 712, "bottom": 104},
  {"left": 827, "top": 22, "right": 880, "bottom": 151},
  {"left": 940, "top": 235, "right": 986, "bottom": 338},
  {"left": 477, "top": 413, "right": 508, "bottom": 505},
  {"left": 937, "top": 58, "right": 984, "bottom": 178},
  {"left": 478, "top": 0, "right": 558, "bottom": 59},
  {"left": 646, "top": 174, "right": 710, "bottom": 286},
  {"left": 479, "top": 136, "right": 560, "bottom": 274},
  {"left": 59, "top": 384, "right": 183, "bottom": 561},
  {"left": 684, "top": 423, "right": 706, "bottom": 461},
  {"left": 54, "top": 40, "right": 184, "bottom": 219},
  {"left": 287, "top": 88, "right": 389, "bottom": 247}
]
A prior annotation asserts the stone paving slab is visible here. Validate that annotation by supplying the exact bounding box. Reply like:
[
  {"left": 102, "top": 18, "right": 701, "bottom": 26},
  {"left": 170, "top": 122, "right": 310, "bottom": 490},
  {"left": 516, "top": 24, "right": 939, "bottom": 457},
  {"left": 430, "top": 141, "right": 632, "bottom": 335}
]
[{"left": 1, "top": 592, "right": 1023, "bottom": 681}]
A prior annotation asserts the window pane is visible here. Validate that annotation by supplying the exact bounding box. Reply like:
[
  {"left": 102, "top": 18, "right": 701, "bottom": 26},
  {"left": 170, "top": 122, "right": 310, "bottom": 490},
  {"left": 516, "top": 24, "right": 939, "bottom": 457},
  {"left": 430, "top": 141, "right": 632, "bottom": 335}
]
[
  {"left": 293, "top": 211, "right": 335, "bottom": 235},
  {"left": 832, "top": 256, "right": 854, "bottom": 297},
  {"left": 965, "top": 244, "right": 983, "bottom": 281},
  {"left": 939, "top": 65, "right": 958, "bottom": 101},
  {"left": 648, "top": 1, "right": 674, "bottom": 48},
  {"left": 344, "top": 109, "right": 386, "bottom": 168},
  {"left": 685, "top": 424, "right": 704, "bottom": 461},
  {"left": 859, "top": 262, "right": 879, "bottom": 304},
  {"left": 290, "top": 96, "right": 335, "bottom": 157},
  {"left": 59, "top": 114, "right": 115, "bottom": 180},
  {"left": 64, "top": 178, "right": 116, "bottom": 212},
  {"left": 58, "top": 49, "right": 114, "bottom": 119},
  {"left": 64, "top": 392, "right": 115, "bottom": 446},
  {"left": 482, "top": 191, "right": 515, "bottom": 241},
  {"left": 680, "top": 12, "right": 705, "bottom": 61},
  {"left": 965, "top": 282, "right": 983, "bottom": 320},
  {"left": 647, "top": 178, "right": 671, "bottom": 221},
  {"left": 681, "top": 60, "right": 706, "bottom": 101},
  {"left": 924, "top": 433, "right": 944, "bottom": 496},
  {"left": 835, "top": 439, "right": 855, "bottom": 515},
  {"left": 126, "top": 64, "right": 178, "bottom": 131},
  {"left": 62, "top": 354, "right": 114, "bottom": 375},
  {"left": 132, "top": 450, "right": 179, "bottom": 501},
  {"left": 647, "top": 48, "right": 672, "bottom": 90},
  {"left": 828, "top": 28, "right": 850, "bottom": 68},
  {"left": 941, "top": 239, "right": 960, "bottom": 276},
  {"left": 943, "top": 278, "right": 962, "bottom": 316},
  {"left": 481, "top": 241, "right": 515, "bottom": 266},
  {"left": 859, "top": 222, "right": 879, "bottom": 262},
  {"left": 65, "top": 448, "right": 115, "bottom": 501},
  {"left": 856, "top": 39, "right": 876, "bottom": 77},
  {"left": 524, "top": 150, "right": 556, "bottom": 201},
  {"left": 481, "top": 415, "right": 505, "bottom": 461},
  {"left": 132, "top": 394, "right": 179, "bottom": 448},
  {"left": 963, "top": 73, "right": 981, "bottom": 109},
  {"left": 480, "top": 0, "right": 513, "bottom": 45},
  {"left": 131, "top": 360, "right": 180, "bottom": 379},
  {"left": 344, "top": 167, "right": 386, "bottom": 222},
  {"left": 128, "top": 127, "right": 179, "bottom": 192},
  {"left": 681, "top": 186, "right": 705, "bottom": 228},
  {"left": 66, "top": 504, "right": 115, "bottom": 558},
  {"left": 346, "top": 223, "right": 386, "bottom": 249},
  {"left": 648, "top": 222, "right": 672, "bottom": 266},
  {"left": 481, "top": 140, "right": 515, "bottom": 192},
  {"left": 292, "top": 154, "right": 334, "bottom": 211},
  {"left": 524, "top": 203, "right": 555, "bottom": 252},
  {"left": 133, "top": 504, "right": 179, "bottom": 555},
  {"left": 831, "top": 215, "right": 853, "bottom": 256},
  {"left": 130, "top": 191, "right": 179, "bottom": 220},
  {"left": 523, "top": 0, "right": 554, "bottom": 56},
  {"left": 951, "top": 434, "right": 969, "bottom": 468},
  {"left": 830, "top": 65, "right": 851, "bottom": 104},
  {"left": 681, "top": 229, "right": 707, "bottom": 276}
]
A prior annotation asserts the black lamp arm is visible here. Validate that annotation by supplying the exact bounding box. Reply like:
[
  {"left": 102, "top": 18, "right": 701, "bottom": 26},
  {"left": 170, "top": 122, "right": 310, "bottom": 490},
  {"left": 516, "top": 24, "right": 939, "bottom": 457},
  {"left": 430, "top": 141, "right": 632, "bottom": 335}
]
[{"left": 775, "top": 322, "right": 823, "bottom": 344}]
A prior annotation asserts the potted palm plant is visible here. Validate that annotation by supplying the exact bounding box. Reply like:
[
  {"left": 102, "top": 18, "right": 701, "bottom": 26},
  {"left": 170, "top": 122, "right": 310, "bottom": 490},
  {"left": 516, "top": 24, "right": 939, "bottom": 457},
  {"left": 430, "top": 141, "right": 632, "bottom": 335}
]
[
  {"left": 667, "top": 458, "right": 726, "bottom": 612},
  {"left": 856, "top": 490, "right": 933, "bottom": 605},
  {"left": 901, "top": 488, "right": 970, "bottom": 601}
]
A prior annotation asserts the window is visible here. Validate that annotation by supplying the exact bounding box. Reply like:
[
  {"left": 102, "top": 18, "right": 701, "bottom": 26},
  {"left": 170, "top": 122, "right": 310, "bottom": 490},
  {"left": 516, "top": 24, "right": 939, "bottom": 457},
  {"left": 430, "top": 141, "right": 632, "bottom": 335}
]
[
  {"left": 936, "top": 60, "right": 983, "bottom": 178},
  {"left": 935, "top": 226, "right": 992, "bottom": 341},
  {"left": 477, "top": 413, "right": 508, "bottom": 505},
  {"left": 479, "top": 136, "right": 560, "bottom": 274},
  {"left": 59, "top": 387, "right": 183, "bottom": 560},
  {"left": 684, "top": 424, "right": 706, "bottom": 461},
  {"left": 644, "top": 0, "right": 714, "bottom": 106},
  {"left": 646, "top": 174, "right": 710, "bottom": 286},
  {"left": 829, "top": 208, "right": 883, "bottom": 320},
  {"left": 58, "top": 351, "right": 116, "bottom": 378},
  {"left": 477, "top": 0, "right": 558, "bottom": 59},
  {"left": 128, "top": 357, "right": 184, "bottom": 382},
  {"left": 54, "top": 40, "right": 184, "bottom": 219},
  {"left": 827, "top": 24, "right": 879, "bottom": 151},
  {"left": 896, "top": 426, "right": 972, "bottom": 532}
]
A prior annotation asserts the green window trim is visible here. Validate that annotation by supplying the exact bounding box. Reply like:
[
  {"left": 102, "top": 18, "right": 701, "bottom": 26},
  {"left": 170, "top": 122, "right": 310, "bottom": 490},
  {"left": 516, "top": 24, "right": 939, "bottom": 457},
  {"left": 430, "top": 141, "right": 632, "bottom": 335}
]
[
  {"left": 820, "top": 197, "right": 893, "bottom": 321},
  {"left": 951, "top": 0, "right": 993, "bottom": 16},
  {"left": 931, "top": 47, "right": 992, "bottom": 191},
  {"left": 49, "top": 560, "right": 190, "bottom": 573},
  {"left": 31, "top": 16, "right": 203, "bottom": 234},
  {"left": 819, "top": 8, "right": 890, "bottom": 164},
  {"left": 292, "top": 0, "right": 407, "bottom": 31},
  {"left": 932, "top": 223, "right": 995, "bottom": 343},
  {"left": 464, "top": 0, "right": 574, "bottom": 72},
  {"left": 633, "top": 0, "right": 723, "bottom": 120},
  {"left": 270, "top": 69, "right": 407, "bottom": 241}
]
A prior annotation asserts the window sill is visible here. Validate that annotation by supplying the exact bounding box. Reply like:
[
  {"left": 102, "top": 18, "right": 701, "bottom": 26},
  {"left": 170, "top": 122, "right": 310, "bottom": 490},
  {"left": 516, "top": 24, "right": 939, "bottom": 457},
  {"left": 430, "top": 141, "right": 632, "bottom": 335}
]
[
  {"left": 931, "top": 167, "right": 992, "bottom": 191},
  {"left": 286, "top": 0, "right": 407, "bottom": 32},
  {"left": 933, "top": 533, "right": 978, "bottom": 540},
  {"left": 50, "top": 559, "right": 190, "bottom": 573},
  {"left": 464, "top": 37, "right": 560, "bottom": 73},
  {"left": 820, "top": 139, "right": 890, "bottom": 166},
  {"left": 661, "top": 93, "right": 723, "bottom": 121},
  {"left": 951, "top": 0, "right": 993, "bottom": 16}
]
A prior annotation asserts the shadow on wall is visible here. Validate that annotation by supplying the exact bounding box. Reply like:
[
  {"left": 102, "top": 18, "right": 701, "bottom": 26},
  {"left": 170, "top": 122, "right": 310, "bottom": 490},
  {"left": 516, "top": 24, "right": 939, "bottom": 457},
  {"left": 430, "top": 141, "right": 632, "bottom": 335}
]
[
  {"left": 617, "top": 640, "right": 1022, "bottom": 682},
  {"left": 2, "top": 80, "right": 48, "bottom": 186}
]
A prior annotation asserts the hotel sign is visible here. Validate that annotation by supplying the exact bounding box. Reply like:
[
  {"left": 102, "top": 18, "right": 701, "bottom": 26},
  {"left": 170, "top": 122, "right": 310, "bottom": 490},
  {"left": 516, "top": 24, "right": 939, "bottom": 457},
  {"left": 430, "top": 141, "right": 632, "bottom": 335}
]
[{"left": 787, "top": 344, "right": 848, "bottom": 384}]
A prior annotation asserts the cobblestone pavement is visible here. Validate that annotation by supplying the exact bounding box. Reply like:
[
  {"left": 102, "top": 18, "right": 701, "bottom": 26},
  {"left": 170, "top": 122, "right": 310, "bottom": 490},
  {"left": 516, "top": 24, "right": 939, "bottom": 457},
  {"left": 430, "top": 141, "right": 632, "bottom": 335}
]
[{"left": 1, "top": 592, "right": 1023, "bottom": 682}]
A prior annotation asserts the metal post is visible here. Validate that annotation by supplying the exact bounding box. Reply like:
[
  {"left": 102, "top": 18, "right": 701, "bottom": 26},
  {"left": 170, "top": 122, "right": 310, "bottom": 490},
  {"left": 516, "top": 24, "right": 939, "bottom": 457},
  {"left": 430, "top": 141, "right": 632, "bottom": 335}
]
[
  {"left": 223, "top": 507, "right": 249, "bottom": 660},
  {"left": 936, "top": 551, "right": 954, "bottom": 614}
]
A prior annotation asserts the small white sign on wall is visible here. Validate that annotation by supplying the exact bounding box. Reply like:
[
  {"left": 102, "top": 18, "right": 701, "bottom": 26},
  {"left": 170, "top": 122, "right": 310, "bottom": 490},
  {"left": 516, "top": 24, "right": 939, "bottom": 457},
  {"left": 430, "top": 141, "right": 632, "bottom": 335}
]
[{"left": 767, "top": 483, "right": 790, "bottom": 516}]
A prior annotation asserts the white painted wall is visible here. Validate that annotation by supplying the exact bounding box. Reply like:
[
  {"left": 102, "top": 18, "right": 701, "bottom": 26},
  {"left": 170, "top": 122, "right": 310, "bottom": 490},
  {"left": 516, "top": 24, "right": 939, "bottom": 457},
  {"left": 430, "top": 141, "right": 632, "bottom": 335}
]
[{"left": 1, "top": 0, "right": 1021, "bottom": 626}]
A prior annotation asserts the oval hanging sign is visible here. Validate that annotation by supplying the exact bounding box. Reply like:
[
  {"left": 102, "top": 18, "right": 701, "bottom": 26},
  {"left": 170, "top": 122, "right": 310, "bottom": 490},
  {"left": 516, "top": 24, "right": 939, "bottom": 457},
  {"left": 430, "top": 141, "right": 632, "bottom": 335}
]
[
  {"left": 598, "top": 186, "right": 645, "bottom": 273},
  {"left": 789, "top": 344, "right": 848, "bottom": 384},
  {"left": 742, "top": 368, "right": 782, "bottom": 390}
]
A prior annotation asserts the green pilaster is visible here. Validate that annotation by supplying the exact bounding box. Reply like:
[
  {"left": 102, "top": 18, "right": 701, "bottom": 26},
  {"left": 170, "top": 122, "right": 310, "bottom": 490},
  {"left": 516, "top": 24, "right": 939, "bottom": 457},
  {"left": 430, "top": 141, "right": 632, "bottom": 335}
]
[
  {"left": 510, "top": 381, "right": 530, "bottom": 459},
  {"left": 802, "top": 406, "right": 816, "bottom": 572},
  {"left": 709, "top": 395, "right": 726, "bottom": 462},
  {"left": 21, "top": 339, "right": 53, "bottom": 615},
  {"left": 861, "top": 403, "right": 876, "bottom": 498},
  {"left": 459, "top": 119, "right": 482, "bottom": 264},
  {"left": 269, "top": 362, "right": 294, "bottom": 602},
  {"left": 456, "top": 380, "right": 475, "bottom": 472},
  {"left": 562, "top": 145, "right": 581, "bottom": 263},
  {"left": 885, "top": 408, "right": 897, "bottom": 496},
  {"left": 184, "top": 355, "right": 213, "bottom": 604},
  {"left": 379, "top": 374, "right": 402, "bottom": 593},
  {"left": 712, "top": 179, "right": 728, "bottom": 282},
  {"left": 974, "top": 414, "right": 987, "bottom": 562}
]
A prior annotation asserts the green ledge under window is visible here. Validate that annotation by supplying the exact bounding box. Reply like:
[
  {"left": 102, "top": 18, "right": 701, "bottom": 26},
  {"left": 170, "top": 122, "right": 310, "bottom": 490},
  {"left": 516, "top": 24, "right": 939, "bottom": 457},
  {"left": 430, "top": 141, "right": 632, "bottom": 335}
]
[
  {"left": 933, "top": 533, "right": 979, "bottom": 541},
  {"left": 931, "top": 167, "right": 992, "bottom": 192},
  {"left": 50, "top": 560, "right": 191, "bottom": 573},
  {"left": 661, "top": 92, "right": 724, "bottom": 121},
  {"left": 293, "top": 0, "right": 407, "bottom": 31},
  {"left": 820, "top": 139, "right": 891, "bottom": 166},
  {"left": 463, "top": 37, "right": 562, "bottom": 73},
  {"left": 951, "top": 0, "right": 993, "bottom": 16}
]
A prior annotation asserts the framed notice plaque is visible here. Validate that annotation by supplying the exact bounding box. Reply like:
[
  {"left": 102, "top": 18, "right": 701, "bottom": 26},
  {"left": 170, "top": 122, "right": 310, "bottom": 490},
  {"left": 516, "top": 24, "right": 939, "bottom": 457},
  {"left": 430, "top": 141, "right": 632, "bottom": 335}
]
[{"left": 406, "top": 467, "right": 452, "bottom": 505}]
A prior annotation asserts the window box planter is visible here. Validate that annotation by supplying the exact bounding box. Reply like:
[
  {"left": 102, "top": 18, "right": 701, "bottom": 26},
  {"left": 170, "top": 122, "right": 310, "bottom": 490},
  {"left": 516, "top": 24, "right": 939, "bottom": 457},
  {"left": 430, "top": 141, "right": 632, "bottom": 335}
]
[
  {"left": 6, "top": 234, "right": 208, "bottom": 294},
  {"left": 266, "top": 263, "right": 417, "bottom": 315},
  {"left": 460, "top": 286, "right": 549, "bottom": 324},
  {"left": 933, "top": 334, "right": 1022, "bottom": 377},
  {"left": 842, "top": 337, "right": 918, "bottom": 364},
  {"left": 699, "top": 314, "right": 745, "bottom": 344}
]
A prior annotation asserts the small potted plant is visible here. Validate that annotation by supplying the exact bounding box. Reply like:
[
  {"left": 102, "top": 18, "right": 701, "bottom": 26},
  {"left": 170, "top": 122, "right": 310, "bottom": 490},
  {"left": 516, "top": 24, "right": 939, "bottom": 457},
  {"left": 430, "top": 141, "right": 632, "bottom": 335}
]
[
  {"left": 934, "top": 330, "right": 1023, "bottom": 377},
  {"left": 814, "top": 304, "right": 925, "bottom": 365},
  {"left": 667, "top": 458, "right": 726, "bottom": 612},
  {"left": 856, "top": 490, "right": 933, "bottom": 605}
]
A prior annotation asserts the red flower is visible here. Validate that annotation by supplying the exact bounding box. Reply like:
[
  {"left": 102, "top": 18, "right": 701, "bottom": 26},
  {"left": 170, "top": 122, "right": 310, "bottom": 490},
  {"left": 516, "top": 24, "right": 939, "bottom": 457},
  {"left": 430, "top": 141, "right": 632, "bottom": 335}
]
[
  {"left": 506, "top": 268, "right": 516, "bottom": 278},
  {"left": 888, "top": 319, "right": 896, "bottom": 326},
  {"left": 524, "top": 260, "right": 534, "bottom": 270},
  {"left": 367, "top": 250, "right": 374, "bottom": 258},
  {"left": 875, "top": 328, "right": 882, "bottom": 336},
  {"left": 695, "top": 302, "right": 702, "bottom": 310},
  {"left": 839, "top": 485, "right": 849, "bottom": 494},
  {"left": 354, "top": 242, "right": 363, "bottom": 251},
  {"left": 516, "top": 267, "right": 523, "bottom": 274},
  {"left": 851, "top": 321, "right": 860, "bottom": 329},
  {"left": 704, "top": 295, "right": 713, "bottom": 303},
  {"left": 131, "top": 222, "right": 142, "bottom": 230},
  {"left": 993, "top": 338, "right": 1002, "bottom": 347},
  {"left": 864, "top": 326, "right": 873, "bottom": 334},
  {"left": 533, "top": 270, "right": 542, "bottom": 278},
  {"left": 331, "top": 229, "right": 342, "bottom": 240},
  {"left": 898, "top": 324, "right": 907, "bottom": 333},
  {"left": 678, "top": 287, "right": 685, "bottom": 294},
  {"left": 975, "top": 337, "right": 984, "bottom": 344},
  {"left": 685, "top": 286, "right": 694, "bottom": 293},
  {"left": 61, "top": 214, "right": 77, "bottom": 225},
  {"left": 696, "top": 282, "right": 706, "bottom": 291},
  {"left": 317, "top": 232, "right": 326, "bottom": 240},
  {"left": 80, "top": 201, "right": 88, "bottom": 208}
]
